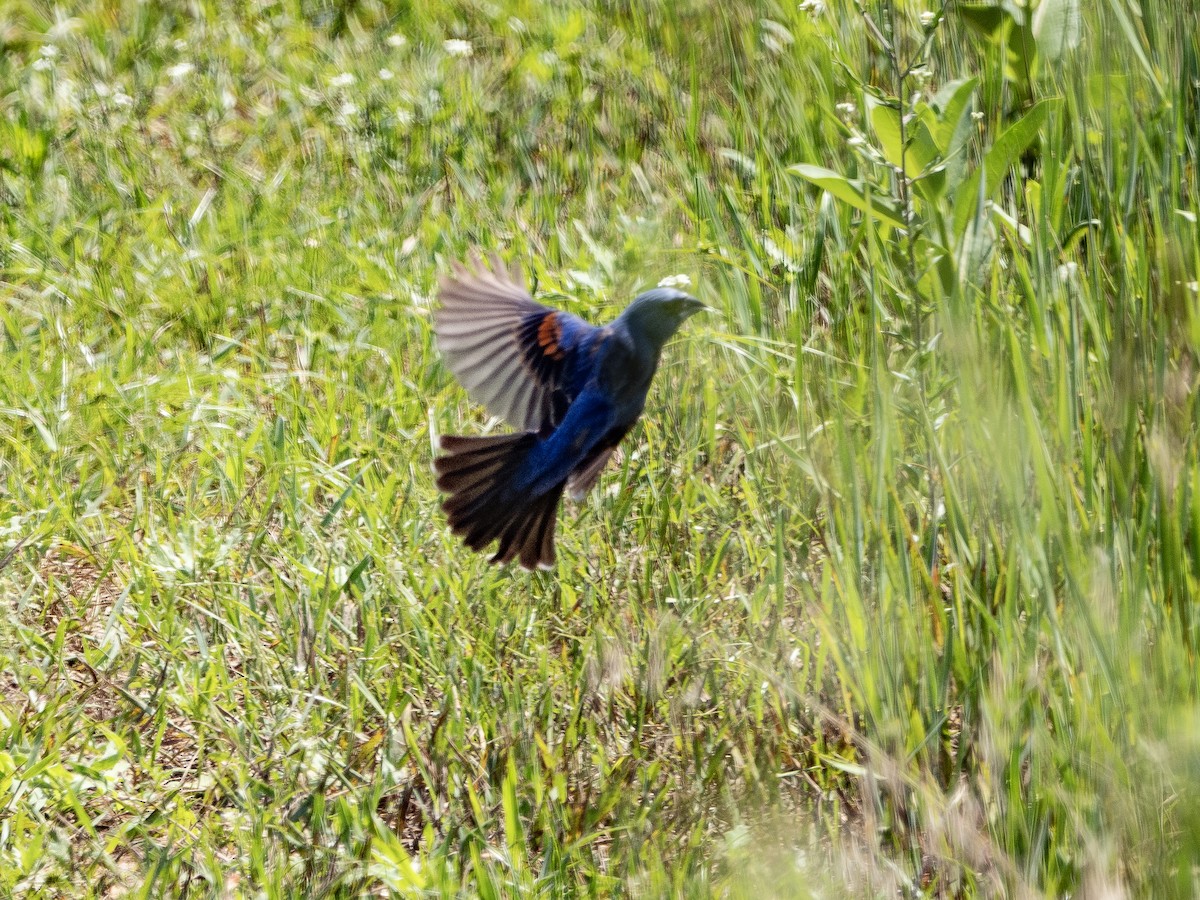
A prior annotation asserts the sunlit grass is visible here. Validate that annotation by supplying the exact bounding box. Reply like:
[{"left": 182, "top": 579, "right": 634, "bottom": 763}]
[{"left": 0, "top": 0, "right": 1197, "bottom": 896}]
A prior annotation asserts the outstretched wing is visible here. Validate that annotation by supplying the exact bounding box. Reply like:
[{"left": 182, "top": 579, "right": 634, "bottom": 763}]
[{"left": 436, "top": 254, "right": 596, "bottom": 434}]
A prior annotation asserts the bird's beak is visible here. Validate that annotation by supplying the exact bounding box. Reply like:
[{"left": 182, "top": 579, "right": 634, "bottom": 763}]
[{"left": 680, "top": 296, "right": 708, "bottom": 319}]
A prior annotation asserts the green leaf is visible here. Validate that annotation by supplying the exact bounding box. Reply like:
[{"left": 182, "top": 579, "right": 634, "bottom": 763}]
[
  {"left": 932, "top": 78, "right": 979, "bottom": 154},
  {"left": 869, "top": 101, "right": 904, "bottom": 169},
  {"left": 982, "top": 98, "right": 1056, "bottom": 194},
  {"left": 1032, "top": 0, "right": 1081, "bottom": 61},
  {"left": 953, "top": 99, "right": 1059, "bottom": 236},
  {"left": 932, "top": 78, "right": 979, "bottom": 191},
  {"left": 956, "top": 3, "right": 1016, "bottom": 39},
  {"left": 788, "top": 164, "right": 908, "bottom": 229},
  {"left": 908, "top": 110, "right": 943, "bottom": 175}
]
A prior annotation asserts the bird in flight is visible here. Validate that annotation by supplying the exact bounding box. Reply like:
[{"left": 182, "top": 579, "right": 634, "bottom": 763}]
[{"left": 434, "top": 254, "right": 704, "bottom": 570}]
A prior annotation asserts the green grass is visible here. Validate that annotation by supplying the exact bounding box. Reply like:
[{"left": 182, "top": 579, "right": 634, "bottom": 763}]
[{"left": 1, "top": 0, "right": 1198, "bottom": 895}]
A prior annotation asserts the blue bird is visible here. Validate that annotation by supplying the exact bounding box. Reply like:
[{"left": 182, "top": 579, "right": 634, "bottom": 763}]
[{"left": 434, "top": 254, "right": 704, "bottom": 570}]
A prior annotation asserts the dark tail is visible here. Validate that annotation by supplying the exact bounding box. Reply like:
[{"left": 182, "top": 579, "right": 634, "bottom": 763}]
[{"left": 434, "top": 433, "right": 566, "bottom": 570}]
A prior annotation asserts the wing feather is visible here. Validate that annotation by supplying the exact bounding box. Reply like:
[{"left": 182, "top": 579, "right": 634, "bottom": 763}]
[{"left": 435, "top": 254, "right": 595, "bottom": 433}]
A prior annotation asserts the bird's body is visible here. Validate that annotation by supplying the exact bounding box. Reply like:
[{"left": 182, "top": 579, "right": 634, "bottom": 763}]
[{"left": 434, "top": 255, "right": 702, "bottom": 570}]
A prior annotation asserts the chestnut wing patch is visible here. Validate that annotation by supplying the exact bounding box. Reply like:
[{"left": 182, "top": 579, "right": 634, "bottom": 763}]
[{"left": 517, "top": 311, "right": 576, "bottom": 433}]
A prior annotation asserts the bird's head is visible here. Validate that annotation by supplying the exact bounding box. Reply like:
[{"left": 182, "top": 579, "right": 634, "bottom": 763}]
[{"left": 619, "top": 287, "right": 706, "bottom": 348}]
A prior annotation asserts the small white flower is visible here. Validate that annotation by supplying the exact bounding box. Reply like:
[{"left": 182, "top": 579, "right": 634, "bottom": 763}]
[
  {"left": 1187, "top": 281, "right": 1199, "bottom": 294},
  {"left": 166, "top": 62, "right": 194, "bottom": 81},
  {"left": 799, "top": 0, "right": 825, "bottom": 15},
  {"left": 920, "top": 10, "right": 937, "bottom": 26},
  {"left": 330, "top": 72, "right": 355, "bottom": 88},
  {"left": 443, "top": 39, "right": 473, "bottom": 58},
  {"left": 304, "top": 237, "right": 320, "bottom": 248},
  {"left": 49, "top": 18, "right": 82, "bottom": 39},
  {"left": 33, "top": 57, "right": 54, "bottom": 71},
  {"left": 221, "top": 89, "right": 236, "bottom": 110},
  {"left": 378, "top": 68, "right": 394, "bottom": 81},
  {"left": 40, "top": 44, "right": 59, "bottom": 59},
  {"left": 658, "top": 274, "right": 692, "bottom": 288},
  {"left": 339, "top": 101, "right": 358, "bottom": 117},
  {"left": 971, "top": 110, "right": 985, "bottom": 120},
  {"left": 394, "top": 107, "right": 414, "bottom": 126},
  {"left": 93, "top": 81, "right": 111, "bottom": 97},
  {"left": 835, "top": 101, "right": 857, "bottom": 117},
  {"left": 173, "top": 39, "right": 188, "bottom": 51},
  {"left": 386, "top": 33, "right": 407, "bottom": 48},
  {"left": 112, "top": 91, "right": 133, "bottom": 107}
]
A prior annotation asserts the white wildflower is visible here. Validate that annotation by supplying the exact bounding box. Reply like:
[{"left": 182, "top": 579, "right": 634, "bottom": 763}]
[
  {"left": 166, "top": 62, "right": 194, "bottom": 81},
  {"left": 112, "top": 90, "right": 133, "bottom": 107},
  {"left": 329, "top": 72, "right": 355, "bottom": 88},
  {"left": 971, "top": 110, "right": 985, "bottom": 120},
  {"left": 658, "top": 274, "right": 692, "bottom": 289},
  {"left": 799, "top": 0, "right": 825, "bottom": 16},
  {"left": 33, "top": 57, "right": 54, "bottom": 72},
  {"left": 40, "top": 44, "right": 59, "bottom": 59},
  {"left": 920, "top": 10, "right": 937, "bottom": 26},
  {"left": 835, "top": 101, "right": 857, "bottom": 117},
  {"left": 49, "top": 18, "right": 82, "bottom": 39},
  {"left": 386, "top": 32, "right": 407, "bottom": 48},
  {"left": 378, "top": 68, "right": 394, "bottom": 81},
  {"left": 443, "top": 39, "right": 473, "bottom": 58},
  {"left": 93, "top": 81, "right": 111, "bottom": 97},
  {"left": 394, "top": 107, "right": 414, "bottom": 126},
  {"left": 339, "top": 101, "right": 358, "bottom": 117}
]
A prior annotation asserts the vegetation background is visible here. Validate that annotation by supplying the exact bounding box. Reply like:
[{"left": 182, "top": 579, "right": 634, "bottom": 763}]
[{"left": 1, "top": 0, "right": 1197, "bottom": 895}]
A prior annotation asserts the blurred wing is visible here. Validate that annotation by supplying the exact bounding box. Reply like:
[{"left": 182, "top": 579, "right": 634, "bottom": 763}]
[{"left": 436, "top": 255, "right": 594, "bottom": 434}]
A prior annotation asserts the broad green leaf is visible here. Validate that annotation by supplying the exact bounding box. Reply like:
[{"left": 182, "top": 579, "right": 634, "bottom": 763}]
[
  {"left": 956, "top": 3, "right": 1019, "bottom": 39},
  {"left": 933, "top": 79, "right": 979, "bottom": 191},
  {"left": 1032, "top": 0, "right": 1081, "bottom": 61},
  {"left": 956, "top": 171, "right": 995, "bottom": 292},
  {"left": 868, "top": 100, "right": 940, "bottom": 176},
  {"left": 983, "top": 98, "right": 1057, "bottom": 194},
  {"left": 788, "top": 164, "right": 908, "bottom": 228},
  {"left": 953, "top": 99, "right": 1059, "bottom": 236},
  {"left": 869, "top": 101, "right": 904, "bottom": 169},
  {"left": 932, "top": 78, "right": 979, "bottom": 153},
  {"left": 908, "top": 111, "right": 943, "bottom": 175},
  {"left": 1004, "top": 19, "right": 1040, "bottom": 86}
]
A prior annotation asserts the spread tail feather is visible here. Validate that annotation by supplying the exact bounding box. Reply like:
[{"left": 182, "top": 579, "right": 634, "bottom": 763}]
[{"left": 435, "top": 433, "right": 565, "bottom": 570}]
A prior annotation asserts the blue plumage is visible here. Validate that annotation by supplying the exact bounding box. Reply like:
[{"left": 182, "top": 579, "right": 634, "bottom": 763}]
[{"left": 434, "top": 255, "right": 703, "bottom": 569}]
